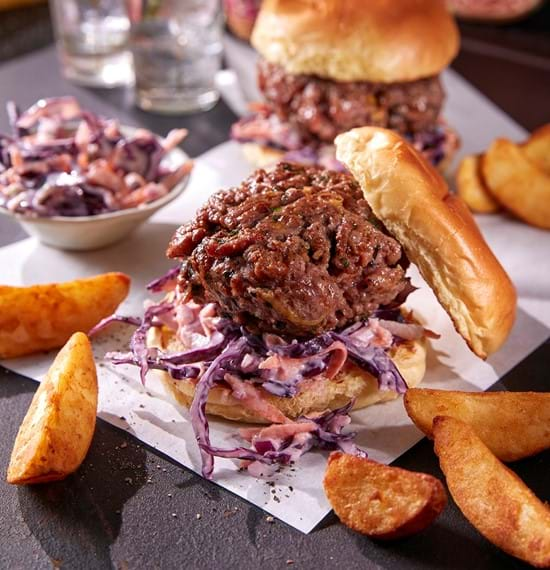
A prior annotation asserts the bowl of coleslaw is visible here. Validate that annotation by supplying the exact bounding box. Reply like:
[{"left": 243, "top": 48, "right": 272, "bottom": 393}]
[{"left": 0, "top": 97, "right": 193, "bottom": 251}]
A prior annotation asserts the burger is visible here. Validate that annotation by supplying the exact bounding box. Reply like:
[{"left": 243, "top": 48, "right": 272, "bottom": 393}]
[
  {"left": 96, "top": 128, "right": 515, "bottom": 479},
  {"left": 231, "top": 0, "right": 461, "bottom": 171}
]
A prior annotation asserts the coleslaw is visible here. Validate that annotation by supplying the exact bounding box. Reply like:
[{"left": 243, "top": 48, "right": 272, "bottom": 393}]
[
  {"left": 0, "top": 97, "right": 192, "bottom": 217},
  {"left": 91, "top": 267, "right": 427, "bottom": 479}
]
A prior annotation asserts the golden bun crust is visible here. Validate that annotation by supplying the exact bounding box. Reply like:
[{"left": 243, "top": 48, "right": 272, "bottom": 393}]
[
  {"left": 251, "top": 0, "right": 459, "bottom": 82},
  {"left": 150, "top": 327, "right": 427, "bottom": 424},
  {"left": 335, "top": 127, "right": 516, "bottom": 358},
  {"left": 241, "top": 143, "right": 285, "bottom": 168}
]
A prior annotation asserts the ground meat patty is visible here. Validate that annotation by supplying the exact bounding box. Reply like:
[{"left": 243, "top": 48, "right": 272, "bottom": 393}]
[
  {"left": 167, "top": 163, "right": 409, "bottom": 337},
  {"left": 258, "top": 59, "right": 445, "bottom": 143}
]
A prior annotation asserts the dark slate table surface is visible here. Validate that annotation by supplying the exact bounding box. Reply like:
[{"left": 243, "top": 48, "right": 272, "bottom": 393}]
[{"left": 0, "top": 6, "right": 549, "bottom": 570}]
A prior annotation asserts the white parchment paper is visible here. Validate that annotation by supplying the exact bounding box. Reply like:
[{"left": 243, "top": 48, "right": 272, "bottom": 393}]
[{"left": 1, "top": 48, "right": 549, "bottom": 533}]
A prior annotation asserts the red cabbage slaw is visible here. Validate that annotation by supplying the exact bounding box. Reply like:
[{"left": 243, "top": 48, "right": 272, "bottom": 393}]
[
  {"left": 90, "top": 267, "right": 424, "bottom": 479},
  {"left": 0, "top": 97, "right": 192, "bottom": 217},
  {"left": 231, "top": 104, "right": 452, "bottom": 169}
]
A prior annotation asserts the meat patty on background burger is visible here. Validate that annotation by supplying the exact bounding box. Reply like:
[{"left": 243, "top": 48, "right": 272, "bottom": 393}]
[
  {"left": 232, "top": 0, "right": 461, "bottom": 171},
  {"left": 93, "top": 127, "right": 516, "bottom": 479}
]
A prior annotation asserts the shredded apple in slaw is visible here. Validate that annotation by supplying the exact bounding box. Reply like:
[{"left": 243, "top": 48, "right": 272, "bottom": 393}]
[
  {"left": 0, "top": 97, "right": 192, "bottom": 217},
  {"left": 90, "top": 267, "right": 427, "bottom": 479}
]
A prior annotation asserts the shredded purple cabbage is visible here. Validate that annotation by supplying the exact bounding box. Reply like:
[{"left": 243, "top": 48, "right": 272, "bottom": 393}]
[
  {"left": 284, "top": 146, "right": 347, "bottom": 172},
  {"left": 259, "top": 355, "right": 331, "bottom": 398},
  {"left": 232, "top": 108, "right": 450, "bottom": 169},
  {"left": 131, "top": 301, "right": 175, "bottom": 384},
  {"left": 190, "top": 338, "right": 250, "bottom": 478},
  {"left": 89, "top": 314, "right": 142, "bottom": 336},
  {"left": 407, "top": 126, "right": 447, "bottom": 166},
  {"left": 230, "top": 112, "right": 304, "bottom": 151},
  {"left": 265, "top": 333, "right": 335, "bottom": 358},
  {"left": 90, "top": 276, "right": 421, "bottom": 478},
  {"left": 199, "top": 401, "right": 365, "bottom": 479},
  {"left": 213, "top": 401, "right": 366, "bottom": 477},
  {"left": 111, "top": 135, "right": 164, "bottom": 181},
  {"left": 331, "top": 333, "right": 408, "bottom": 394},
  {"left": 146, "top": 266, "right": 180, "bottom": 292},
  {"left": 160, "top": 331, "right": 232, "bottom": 366},
  {"left": 93, "top": 309, "right": 410, "bottom": 478},
  {"left": 0, "top": 97, "right": 190, "bottom": 217},
  {"left": 107, "top": 351, "right": 201, "bottom": 380},
  {"left": 282, "top": 147, "right": 318, "bottom": 166}
]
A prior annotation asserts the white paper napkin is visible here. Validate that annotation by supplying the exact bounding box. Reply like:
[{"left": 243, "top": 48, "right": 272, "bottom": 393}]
[{"left": 1, "top": 44, "right": 549, "bottom": 532}]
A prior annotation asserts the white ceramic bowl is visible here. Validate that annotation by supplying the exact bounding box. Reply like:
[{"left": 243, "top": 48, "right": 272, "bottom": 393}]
[{"left": 0, "top": 129, "right": 190, "bottom": 251}]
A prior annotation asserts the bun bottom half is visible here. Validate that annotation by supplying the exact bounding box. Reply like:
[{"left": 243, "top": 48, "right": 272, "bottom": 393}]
[{"left": 149, "top": 327, "right": 427, "bottom": 424}]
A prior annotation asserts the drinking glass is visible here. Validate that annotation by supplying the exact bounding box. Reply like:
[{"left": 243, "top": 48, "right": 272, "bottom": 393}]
[
  {"left": 49, "top": 0, "right": 133, "bottom": 87},
  {"left": 129, "top": 0, "right": 223, "bottom": 114}
]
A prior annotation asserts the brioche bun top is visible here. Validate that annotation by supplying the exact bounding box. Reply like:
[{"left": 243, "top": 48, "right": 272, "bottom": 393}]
[
  {"left": 251, "top": 0, "right": 459, "bottom": 83},
  {"left": 335, "top": 127, "right": 516, "bottom": 358}
]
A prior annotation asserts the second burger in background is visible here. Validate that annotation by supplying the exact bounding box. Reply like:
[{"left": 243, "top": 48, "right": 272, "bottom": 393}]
[{"left": 232, "top": 0, "right": 461, "bottom": 171}]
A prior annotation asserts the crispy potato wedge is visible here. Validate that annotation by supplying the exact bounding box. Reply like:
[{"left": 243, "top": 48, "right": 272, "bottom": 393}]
[
  {"left": 456, "top": 155, "right": 500, "bottom": 214},
  {"left": 522, "top": 124, "right": 550, "bottom": 175},
  {"left": 434, "top": 416, "right": 550, "bottom": 568},
  {"left": 482, "top": 138, "right": 550, "bottom": 229},
  {"left": 323, "top": 452, "right": 447, "bottom": 539},
  {"left": 404, "top": 389, "right": 550, "bottom": 462},
  {"left": 0, "top": 272, "right": 130, "bottom": 359},
  {"left": 7, "top": 332, "right": 98, "bottom": 484}
]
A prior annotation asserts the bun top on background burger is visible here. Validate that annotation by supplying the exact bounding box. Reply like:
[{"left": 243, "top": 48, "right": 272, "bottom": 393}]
[
  {"left": 93, "top": 127, "right": 516, "bottom": 479},
  {"left": 232, "top": 0, "right": 461, "bottom": 171}
]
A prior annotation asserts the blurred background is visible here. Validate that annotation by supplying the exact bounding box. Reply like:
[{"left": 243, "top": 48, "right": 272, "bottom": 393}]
[
  {"left": 1, "top": 0, "right": 549, "bottom": 129},
  {"left": 1, "top": 0, "right": 549, "bottom": 65}
]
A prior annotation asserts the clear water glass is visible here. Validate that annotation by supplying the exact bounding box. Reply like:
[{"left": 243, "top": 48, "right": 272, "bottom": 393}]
[
  {"left": 49, "top": 0, "right": 133, "bottom": 88},
  {"left": 130, "top": 0, "right": 223, "bottom": 114}
]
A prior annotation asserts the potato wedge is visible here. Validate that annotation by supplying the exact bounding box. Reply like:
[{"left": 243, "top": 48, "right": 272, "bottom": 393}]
[
  {"left": 455, "top": 155, "right": 500, "bottom": 214},
  {"left": 434, "top": 416, "right": 550, "bottom": 568},
  {"left": 404, "top": 389, "right": 550, "bottom": 462},
  {"left": 482, "top": 138, "right": 550, "bottom": 229},
  {"left": 522, "top": 124, "right": 550, "bottom": 175},
  {"left": 0, "top": 272, "right": 130, "bottom": 359},
  {"left": 7, "top": 332, "right": 98, "bottom": 484},
  {"left": 323, "top": 452, "right": 447, "bottom": 539}
]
